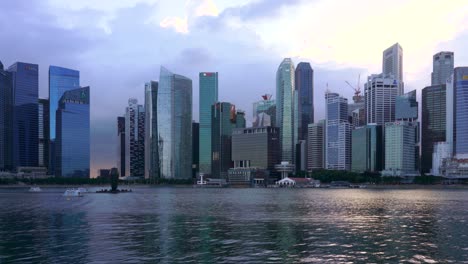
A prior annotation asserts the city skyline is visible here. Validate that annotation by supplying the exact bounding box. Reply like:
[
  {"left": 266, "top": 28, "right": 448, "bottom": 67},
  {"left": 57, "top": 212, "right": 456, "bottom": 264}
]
[{"left": 0, "top": 0, "right": 467, "bottom": 174}]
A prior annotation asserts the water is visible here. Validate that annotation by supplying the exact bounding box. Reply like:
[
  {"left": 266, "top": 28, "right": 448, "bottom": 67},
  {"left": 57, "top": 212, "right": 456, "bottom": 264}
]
[{"left": 0, "top": 187, "right": 467, "bottom": 263}]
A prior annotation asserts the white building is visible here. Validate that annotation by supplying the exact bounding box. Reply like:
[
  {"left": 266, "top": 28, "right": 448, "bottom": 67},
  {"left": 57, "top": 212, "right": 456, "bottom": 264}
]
[
  {"left": 365, "top": 74, "right": 398, "bottom": 126},
  {"left": 431, "top": 142, "right": 452, "bottom": 176},
  {"left": 382, "top": 43, "right": 404, "bottom": 95}
]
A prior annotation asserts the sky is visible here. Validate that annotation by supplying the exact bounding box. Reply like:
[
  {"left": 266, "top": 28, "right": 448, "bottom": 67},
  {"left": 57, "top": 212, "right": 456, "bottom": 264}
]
[{"left": 1, "top": 0, "right": 467, "bottom": 176}]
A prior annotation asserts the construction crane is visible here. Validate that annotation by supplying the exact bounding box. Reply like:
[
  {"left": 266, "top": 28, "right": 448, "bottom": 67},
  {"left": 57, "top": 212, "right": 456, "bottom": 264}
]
[{"left": 345, "top": 74, "right": 364, "bottom": 103}]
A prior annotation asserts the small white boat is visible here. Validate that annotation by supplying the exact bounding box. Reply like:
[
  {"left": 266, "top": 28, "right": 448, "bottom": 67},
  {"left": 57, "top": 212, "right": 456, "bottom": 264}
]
[
  {"left": 63, "top": 189, "right": 83, "bottom": 197},
  {"left": 29, "top": 186, "right": 42, "bottom": 192}
]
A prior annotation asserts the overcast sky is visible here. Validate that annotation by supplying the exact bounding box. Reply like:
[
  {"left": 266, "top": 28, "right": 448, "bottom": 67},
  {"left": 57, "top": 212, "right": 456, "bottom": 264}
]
[{"left": 1, "top": 0, "right": 467, "bottom": 176}]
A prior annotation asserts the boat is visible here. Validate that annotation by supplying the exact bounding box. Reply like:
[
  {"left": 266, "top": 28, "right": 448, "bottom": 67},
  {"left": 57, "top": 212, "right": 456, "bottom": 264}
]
[
  {"left": 77, "top": 187, "right": 88, "bottom": 193},
  {"left": 63, "top": 189, "right": 83, "bottom": 197},
  {"left": 29, "top": 186, "right": 42, "bottom": 192}
]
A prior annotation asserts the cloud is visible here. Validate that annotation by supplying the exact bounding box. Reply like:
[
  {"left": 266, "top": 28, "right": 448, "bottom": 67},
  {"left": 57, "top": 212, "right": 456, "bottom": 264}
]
[{"left": 159, "top": 16, "right": 189, "bottom": 33}]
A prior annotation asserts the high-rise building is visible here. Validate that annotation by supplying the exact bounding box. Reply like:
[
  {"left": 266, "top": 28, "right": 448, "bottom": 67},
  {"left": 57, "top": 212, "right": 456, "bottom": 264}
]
[
  {"left": 231, "top": 126, "right": 280, "bottom": 171},
  {"left": 38, "top": 99, "right": 49, "bottom": 168},
  {"left": 158, "top": 67, "right": 192, "bottom": 179},
  {"left": 295, "top": 62, "right": 314, "bottom": 140},
  {"left": 382, "top": 121, "right": 418, "bottom": 176},
  {"left": 395, "top": 90, "right": 418, "bottom": 121},
  {"left": 307, "top": 121, "right": 325, "bottom": 171},
  {"left": 235, "top": 110, "right": 246, "bottom": 128},
  {"left": 325, "top": 92, "right": 351, "bottom": 170},
  {"left": 422, "top": 85, "right": 446, "bottom": 173},
  {"left": 351, "top": 124, "right": 383, "bottom": 173},
  {"left": 116, "top": 116, "right": 125, "bottom": 177},
  {"left": 211, "top": 102, "right": 236, "bottom": 178},
  {"left": 192, "top": 122, "right": 199, "bottom": 179},
  {"left": 0, "top": 61, "right": 13, "bottom": 171},
  {"left": 8, "top": 62, "right": 39, "bottom": 169},
  {"left": 382, "top": 43, "right": 404, "bottom": 95},
  {"left": 276, "top": 58, "right": 296, "bottom": 163},
  {"left": 452, "top": 67, "right": 468, "bottom": 157},
  {"left": 124, "top": 98, "right": 145, "bottom": 177},
  {"left": 431, "top": 51, "right": 454, "bottom": 86},
  {"left": 56, "top": 87, "right": 90, "bottom": 178},
  {"left": 144, "top": 81, "right": 159, "bottom": 179},
  {"left": 48, "top": 66, "right": 79, "bottom": 174},
  {"left": 199, "top": 72, "right": 218, "bottom": 176},
  {"left": 253, "top": 95, "right": 276, "bottom": 127},
  {"left": 365, "top": 73, "right": 399, "bottom": 125}
]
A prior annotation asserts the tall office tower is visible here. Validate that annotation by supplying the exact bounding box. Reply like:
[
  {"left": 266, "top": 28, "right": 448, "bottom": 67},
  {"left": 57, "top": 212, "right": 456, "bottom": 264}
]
[
  {"left": 8, "top": 62, "right": 39, "bottom": 169},
  {"left": 383, "top": 121, "right": 418, "bottom": 176},
  {"left": 365, "top": 73, "right": 399, "bottom": 125},
  {"left": 235, "top": 110, "right": 246, "bottom": 128},
  {"left": 124, "top": 98, "right": 145, "bottom": 177},
  {"left": 253, "top": 94, "right": 276, "bottom": 127},
  {"left": 452, "top": 67, "right": 468, "bottom": 157},
  {"left": 48, "top": 66, "right": 79, "bottom": 174},
  {"left": 192, "top": 122, "right": 199, "bottom": 179},
  {"left": 382, "top": 43, "right": 404, "bottom": 95},
  {"left": 396, "top": 90, "right": 418, "bottom": 121},
  {"left": 144, "top": 81, "right": 159, "bottom": 179},
  {"left": 117, "top": 116, "right": 126, "bottom": 177},
  {"left": 276, "top": 58, "right": 296, "bottom": 163},
  {"left": 325, "top": 92, "right": 351, "bottom": 170},
  {"left": 211, "top": 102, "right": 237, "bottom": 178},
  {"left": 158, "top": 67, "right": 192, "bottom": 179},
  {"left": 307, "top": 121, "right": 325, "bottom": 171},
  {"left": 295, "top": 62, "right": 314, "bottom": 140},
  {"left": 351, "top": 124, "right": 383, "bottom": 173},
  {"left": 199, "top": 72, "right": 218, "bottom": 176},
  {"left": 0, "top": 61, "right": 13, "bottom": 170},
  {"left": 56, "top": 87, "right": 90, "bottom": 178},
  {"left": 422, "top": 85, "right": 446, "bottom": 173},
  {"left": 38, "top": 99, "right": 49, "bottom": 168},
  {"left": 431, "top": 51, "right": 454, "bottom": 85}
]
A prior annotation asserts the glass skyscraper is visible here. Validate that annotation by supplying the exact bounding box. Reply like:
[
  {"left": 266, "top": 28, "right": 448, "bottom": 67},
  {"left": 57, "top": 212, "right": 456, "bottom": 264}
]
[
  {"left": 351, "top": 124, "right": 383, "bottom": 173},
  {"left": 422, "top": 85, "right": 446, "bottom": 173},
  {"left": 0, "top": 61, "right": 13, "bottom": 170},
  {"left": 276, "top": 58, "right": 296, "bottom": 163},
  {"left": 38, "top": 99, "right": 49, "bottom": 168},
  {"left": 56, "top": 87, "right": 90, "bottom": 178},
  {"left": 395, "top": 90, "right": 418, "bottom": 121},
  {"left": 307, "top": 121, "right": 325, "bottom": 171},
  {"left": 253, "top": 95, "right": 276, "bottom": 127},
  {"left": 117, "top": 116, "right": 126, "bottom": 177},
  {"left": 49, "top": 66, "right": 79, "bottom": 174},
  {"left": 453, "top": 67, "right": 468, "bottom": 157},
  {"left": 125, "top": 98, "right": 145, "bottom": 177},
  {"left": 199, "top": 72, "right": 218, "bottom": 176},
  {"left": 431, "top": 51, "right": 454, "bottom": 86},
  {"left": 295, "top": 62, "right": 314, "bottom": 141},
  {"left": 158, "top": 67, "right": 192, "bottom": 179},
  {"left": 382, "top": 43, "right": 404, "bottom": 95},
  {"left": 8, "top": 62, "right": 39, "bottom": 169},
  {"left": 145, "top": 81, "right": 159, "bottom": 179},
  {"left": 211, "top": 102, "right": 236, "bottom": 179}
]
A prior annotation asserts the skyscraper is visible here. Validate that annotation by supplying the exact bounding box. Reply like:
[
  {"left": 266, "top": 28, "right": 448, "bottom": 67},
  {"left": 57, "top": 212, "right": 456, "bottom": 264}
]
[
  {"left": 395, "top": 90, "right": 418, "bottom": 121},
  {"left": 145, "top": 81, "right": 159, "bottom": 179},
  {"left": 382, "top": 43, "right": 404, "bottom": 95},
  {"left": 124, "top": 98, "right": 145, "bottom": 177},
  {"left": 38, "top": 99, "right": 49, "bottom": 168},
  {"left": 365, "top": 73, "right": 399, "bottom": 125},
  {"left": 253, "top": 95, "right": 276, "bottom": 127},
  {"left": 325, "top": 93, "right": 351, "bottom": 170},
  {"left": 211, "top": 102, "right": 236, "bottom": 178},
  {"left": 117, "top": 116, "right": 125, "bottom": 177},
  {"left": 192, "top": 122, "right": 199, "bottom": 179},
  {"left": 431, "top": 51, "right": 454, "bottom": 86},
  {"left": 307, "top": 121, "right": 325, "bottom": 171},
  {"left": 452, "top": 67, "right": 468, "bottom": 157},
  {"left": 158, "top": 67, "right": 192, "bottom": 179},
  {"left": 276, "top": 58, "right": 296, "bottom": 163},
  {"left": 422, "top": 85, "right": 446, "bottom": 173},
  {"left": 235, "top": 110, "right": 246, "bottom": 128},
  {"left": 0, "top": 61, "right": 13, "bottom": 170},
  {"left": 351, "top": 124, "right": 383, "bottom": 173},
  {"left": 48, "top": 66, "right": 79, "bottom": 174},
  {"left": 383, "top": 121, "right": 418, "bottom": 176},
  {"left": 295, "top": 62, "right": 314, "bottom": 140},
  {"left": 56, "top": 87, "right": 90, "bottom": 178},
  {"left": 199, "top": 72, "right": 218, "bottom": 176},
  {"left": 8, "top": 62, "right": 39, "bottom": 169}
]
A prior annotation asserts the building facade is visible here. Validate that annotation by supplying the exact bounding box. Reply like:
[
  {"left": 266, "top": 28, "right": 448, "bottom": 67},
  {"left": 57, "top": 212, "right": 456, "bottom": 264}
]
[
  {"left": 276, "top": 58, "right": 296, "bottom": 163},
  {"left": 295, "top": 62, "right": 314, "bottom": 141},
  {"left": 432, "top": 51, "right": 454, "bottom": 86},
  {"left": 192, "top": 122, "right": 199, "bottom": 179},
  {"left": 351, "top": 124, "right": 383, "bottom": 173},
  {"left": 453, "top": 67, "right": 468, "bottom": 157},
  {"left": 253, "top": 94, "right": 276, "bottom": 127},
  {"left": 158, "top": 67, "right": 192, "bottom": 179},
  {"left": 383, "top": 121, "right": 418, "bottom": 176},
  {"left": 56, "top": 87, "right": 90, "bottom": 178},
  {"left": 365, "top": 73, "right": 398, "bottom": 125},
  {"left": 0, "top": 61, "right": 13, "bottom": 171},
  {"left": 124, "top": 98, "right": 145, "bottom": 177},
  {"left": 422, "top": 85, "right": 446, "bottom": 173},
  {"left": 116, "top": 116, "right": 125, "bottom": 177},
  {"left": 8, "top": 62, "right": 39, "bottom": 169},
  {"left": 144, "top": 81, "right": 159, "bottom": 179},
  {"left": 38, "top": 99, "right": 49, "bottom": 169},
  {"left": 382, "top": 43, "right": 404, "bottom": 95},
  {"left": 199, "top": 72, "right": 218, "bottom": 176},
  {"left": 211, "top": 102, "right": 236, "bottom": 179},
  {"left": 325, "top": 93, "right": 351, "bottom": 170},
  {"left": 307, "top": 121, "right": 325, "bottom": 171}
]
